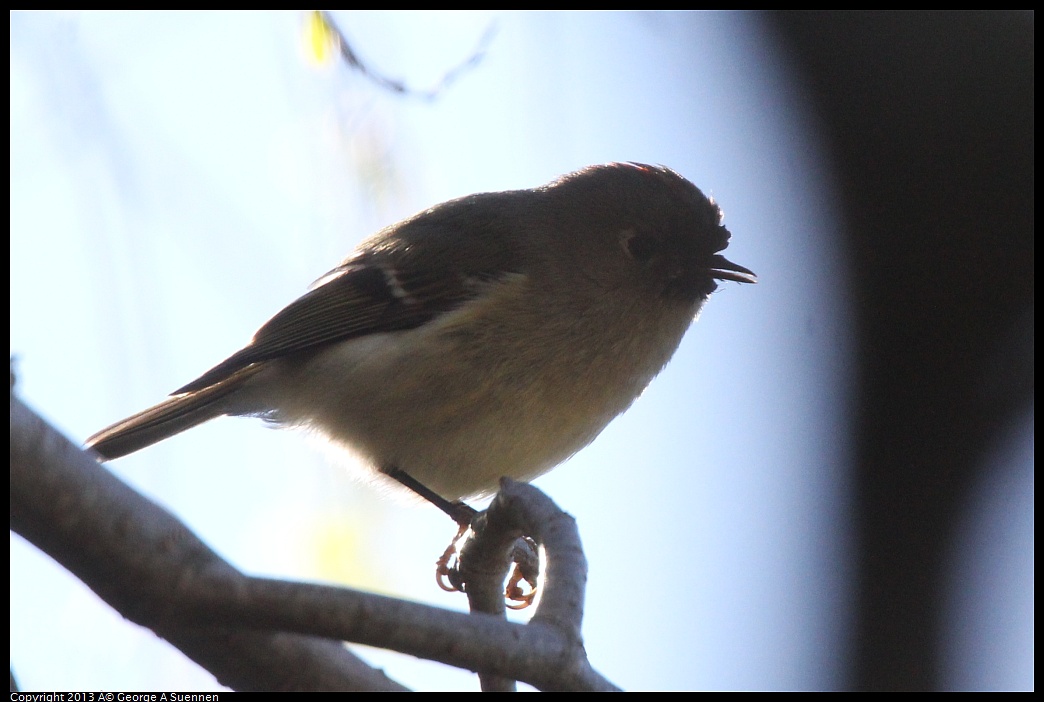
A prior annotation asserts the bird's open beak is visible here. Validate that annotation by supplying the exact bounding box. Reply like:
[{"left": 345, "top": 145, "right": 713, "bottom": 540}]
[{"left": 707, "top": 254, "right": 758, "bottom": 284}]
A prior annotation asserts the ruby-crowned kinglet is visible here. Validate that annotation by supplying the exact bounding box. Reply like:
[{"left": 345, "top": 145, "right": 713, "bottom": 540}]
[{"left": 86, "top": 163, "right": 756, "bottom": 509}]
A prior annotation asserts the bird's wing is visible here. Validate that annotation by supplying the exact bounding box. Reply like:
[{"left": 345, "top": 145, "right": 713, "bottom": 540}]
[{"left": 174, "top": 261, "right": 506, "bottom": 394}]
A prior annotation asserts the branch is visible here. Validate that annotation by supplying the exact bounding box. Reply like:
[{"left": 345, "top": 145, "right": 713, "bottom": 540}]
[
  {"left": 10, "top": 392, "right": 619, "bottom": 691},
  {"left": 311, "top": 10, "right": 496, "bottom": 100},
  {"left": 10, "top": 392, "right": 405, "bottom": 691}
]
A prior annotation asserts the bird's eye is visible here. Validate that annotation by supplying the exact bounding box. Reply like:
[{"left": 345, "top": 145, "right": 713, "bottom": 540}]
[{"left": 623, "top": 232, "right": 657, "bottom": 263}]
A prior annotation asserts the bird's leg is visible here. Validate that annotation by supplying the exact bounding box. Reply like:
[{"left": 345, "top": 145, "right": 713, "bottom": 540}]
[
  {"left": 380, "top": 464, "right": 478, "bottom": 527},
  {"left": 380, "top": 465, "right": 477, "bottom": 593},
  {"left": 380, "top": 465, "right": 538, "bottom": 607}
]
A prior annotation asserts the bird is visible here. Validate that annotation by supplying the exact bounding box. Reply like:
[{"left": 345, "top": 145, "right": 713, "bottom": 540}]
[{"left": 86, "top": 162, "right": 756, "bottom": 520}]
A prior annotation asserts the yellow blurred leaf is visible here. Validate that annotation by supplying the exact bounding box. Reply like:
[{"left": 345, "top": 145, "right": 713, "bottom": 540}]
[{"left": 302, "top": 10, "right": 338, "bottom": 67}]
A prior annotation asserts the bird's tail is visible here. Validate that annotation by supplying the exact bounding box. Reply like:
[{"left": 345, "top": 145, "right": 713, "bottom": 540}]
[{"left": 85, "top": 368, "right": 257, "bottom": 460}]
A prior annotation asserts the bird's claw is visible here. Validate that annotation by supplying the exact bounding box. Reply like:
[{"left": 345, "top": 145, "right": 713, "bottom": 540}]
[{"left": 435, "top": 522, "right": 471, "bottom": 593}]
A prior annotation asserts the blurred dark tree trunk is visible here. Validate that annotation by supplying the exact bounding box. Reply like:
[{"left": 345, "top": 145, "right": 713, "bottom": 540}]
[{"left": 765, "top": 11, "right": 1033, "bottom": 691}]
